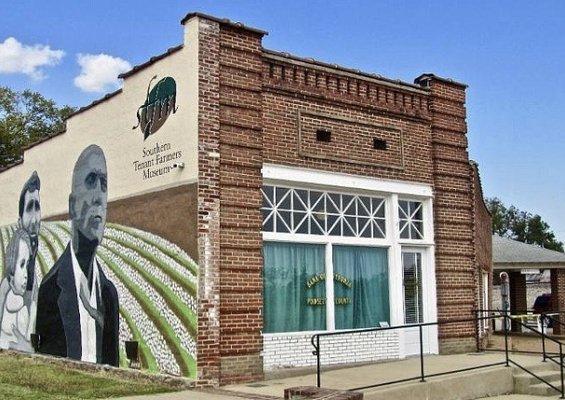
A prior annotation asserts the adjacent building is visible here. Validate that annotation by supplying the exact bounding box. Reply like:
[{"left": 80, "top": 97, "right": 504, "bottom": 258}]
[{"left": 492, "top": 235, "right": 565, "bottom": 332}]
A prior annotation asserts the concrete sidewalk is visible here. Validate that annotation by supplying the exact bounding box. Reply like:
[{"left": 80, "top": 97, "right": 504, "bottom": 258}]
[
  {"left": 224, "top": 352, "right": 542, "bottom": 398},
  {"left": 114, "top": 389, "right": 255, "bottom": 400},
  {"left": 476, "top": 397, "right": 549, "bottom": 399},
  {"left": 114, "top": 353, "right": 551, "bottom": 400}
]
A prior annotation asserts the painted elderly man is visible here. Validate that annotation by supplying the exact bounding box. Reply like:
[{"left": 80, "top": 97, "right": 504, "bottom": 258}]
[
  {"left": 36, "top": 145, "right": 119, "bottom": 366},
  {"left": 0, "top": 171, "right": 41, "bottom": 351}
]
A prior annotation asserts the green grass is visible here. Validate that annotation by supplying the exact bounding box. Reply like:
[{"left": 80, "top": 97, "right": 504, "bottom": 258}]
[{"left": 0, "top": 353, "right": 178, "bottom": 400}]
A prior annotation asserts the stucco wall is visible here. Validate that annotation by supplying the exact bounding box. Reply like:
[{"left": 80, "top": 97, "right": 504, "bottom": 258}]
[{"left": 0, "top": 19, "right": 199, "bottom": 226}]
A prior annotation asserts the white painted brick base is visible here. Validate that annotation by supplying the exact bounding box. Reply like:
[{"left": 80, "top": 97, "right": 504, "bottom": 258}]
[{"left": 262, "top": 330, "right": 400, "bottom": 371}]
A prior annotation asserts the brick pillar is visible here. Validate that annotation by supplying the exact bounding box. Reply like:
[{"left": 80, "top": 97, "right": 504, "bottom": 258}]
[
  {"left": 216, "top": 23, "right": 266, "bottom": 384},
  {"left": 192, "top": 15, "right": 222, "bottom": 387},
  {"left": 551, "top": 270, "right": 565, "bottom": 334},
  {"left": 509, "top": 271, "right": 527, "bottom": 332},
  {"left": 186, "top": 12, "right": 267, "bottom": 385},
  {"left": 414, "top": 74, "right": 477, "bottom": 353}
]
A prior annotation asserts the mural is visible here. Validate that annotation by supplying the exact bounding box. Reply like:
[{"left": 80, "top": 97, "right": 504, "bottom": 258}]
[
  {"left": 133, "top": 76, "right": 178, "bottom": 141},
  {"left": 0, "top": 145, "right": 198, "bottom": 378},
  {"left": 36, "top": 145, "right": 119, "bottom": 366},
  {"left": 0, "top": 171, "right": 41, "bottom": 352}
]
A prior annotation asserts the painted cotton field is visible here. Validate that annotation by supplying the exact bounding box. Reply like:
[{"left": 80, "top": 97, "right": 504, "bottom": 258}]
[{"left": 0, "top": 222, "right": 198, "bottom": 378}]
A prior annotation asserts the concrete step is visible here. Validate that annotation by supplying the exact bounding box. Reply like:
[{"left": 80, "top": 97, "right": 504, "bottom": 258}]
[
  {"left": 363, "top": 366, "right": 514, "bottom": 400},
  {"left": 514, "top": 370, "right": 563, "bottom": 392},
  {"left": 511, "top": 361, "right": 558, "bottom": 374},
  {"left": 523, "top": 380, "right": 561, "bottom": 396}
]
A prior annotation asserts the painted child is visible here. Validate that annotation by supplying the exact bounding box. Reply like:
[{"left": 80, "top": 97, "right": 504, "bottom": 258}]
[{"left": 0, "top": 229, "right": 33, "bottom": 352}]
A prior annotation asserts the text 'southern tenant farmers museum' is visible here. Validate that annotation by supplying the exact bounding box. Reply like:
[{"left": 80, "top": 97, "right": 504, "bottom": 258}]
[{"left": 0, "top": 12, "right": 492, "bottom": 386}]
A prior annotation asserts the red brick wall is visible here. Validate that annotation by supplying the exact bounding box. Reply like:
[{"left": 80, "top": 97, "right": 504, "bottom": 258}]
[
  {"left": 193, "top": 15, "right": 266, "bottom": 387},
  {"left": 510, "top": 272, "right": 528, "bottom": 331},
  {"left": 261, "top": 58, "right": 433, "bottom": 183},
  {"left": 471, "top": 162, "right": 492, "bottom": 274},
  {"left": 297, "top": 110, "right": 404, "bottom": 169},
  {"left": 551, "top": 270, "right": 565, "bottom": 334},
  {"left": 471, "top": 162, "right": 493, "bottom": 329},
  {"left": 196, "top": 17, "right": 222, "bottom": 386}
]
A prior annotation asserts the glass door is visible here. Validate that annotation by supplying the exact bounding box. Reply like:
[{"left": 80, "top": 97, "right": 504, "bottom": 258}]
[
  {"left": 402, "top": 250, "right": 426, "bottom": 355},
  {"left": 402, "top": 251, "right": 423, "bottom": 324}
]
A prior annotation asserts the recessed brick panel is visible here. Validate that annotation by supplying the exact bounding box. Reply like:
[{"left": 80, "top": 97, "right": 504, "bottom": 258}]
[
  {"left": 263, "top": 93, "right": 434, "bottom": 183},
  {"left": 298, "top": 110, "right": 404, "bottom": 169}
]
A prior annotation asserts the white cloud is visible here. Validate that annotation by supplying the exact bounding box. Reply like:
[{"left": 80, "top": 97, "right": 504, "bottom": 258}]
[
  {"left": 0, "top": 37, "right": 65, "bottom": 80},
  {"left": 74, "top": 53, "right": 131, "bottom": 93}
]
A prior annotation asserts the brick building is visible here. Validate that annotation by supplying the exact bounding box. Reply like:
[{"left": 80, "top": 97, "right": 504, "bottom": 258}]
[{"left": 0, "top": 12, "right": 491, "bottom": 386}]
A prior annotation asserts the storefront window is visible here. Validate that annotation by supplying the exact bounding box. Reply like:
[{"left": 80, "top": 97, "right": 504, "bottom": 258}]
[
  {"left": 334, "top": 246, "right": 390, "bottom": 329},
  {"left": 263, "top": 242, "right": 326, "bottom": 333},
  {"left": 262, "top": 184, "right": 432, "bottom": 335},
  {"left": 263, "top": 241, "right": 391, "bottom": 333}
]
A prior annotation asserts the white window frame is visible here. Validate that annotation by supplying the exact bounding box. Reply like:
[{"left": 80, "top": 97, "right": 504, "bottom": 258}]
[{"left": 261, "top": 164, "right": 437, "bottom": 353}]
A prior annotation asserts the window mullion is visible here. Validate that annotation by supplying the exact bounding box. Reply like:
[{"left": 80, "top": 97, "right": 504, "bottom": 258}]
[
  {"left": 389, "top": 194, "right": 404, "bottom": 327},
  {"left": 325, "top": 242, "right": 335, "bottom": 331}
]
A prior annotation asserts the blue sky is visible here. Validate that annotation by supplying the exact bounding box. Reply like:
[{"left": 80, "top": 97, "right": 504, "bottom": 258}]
[{"left": 1, "top": 0, "right": 564, "bottom": 241}]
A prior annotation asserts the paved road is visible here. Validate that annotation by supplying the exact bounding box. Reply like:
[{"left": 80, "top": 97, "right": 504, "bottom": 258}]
[
  {"left": 114, "top": 392, "right": 553, "bottom": 400},
  {"left": 476, "top": 396, "right": 551, "bottom": 399},
  {"left": 114, "top": 390, "right": 250, "bottom": 400}
]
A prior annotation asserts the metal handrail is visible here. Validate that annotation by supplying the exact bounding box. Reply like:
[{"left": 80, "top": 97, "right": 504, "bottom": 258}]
[
  {"left": 310, "top": 313, "right": 565, "bottom": 397},
  {"left": 475, "top": 314, "right": 565, "bottom": 396},
  {"left": 543, "top": 313, "right": 565, "bottom": 331},
  {"left": 481, "top": 311, "right": 565, "bottom": 398},
  {"left": 312, "top": 314, "right": 502, "bottom": 389},
  {"left": 540, "top": 314, "right": 565, "bottom": 366}
]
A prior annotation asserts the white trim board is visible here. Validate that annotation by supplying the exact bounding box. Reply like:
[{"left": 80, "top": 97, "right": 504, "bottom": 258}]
[{"left": 262, "top": 164, "right": 433, "bottom": 198}]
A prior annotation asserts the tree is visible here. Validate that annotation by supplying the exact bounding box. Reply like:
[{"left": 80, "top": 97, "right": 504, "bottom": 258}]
[
  {"left": 486, "top": 197, "right": 509, "bottom": 236},
  {"left": 0, "top": 87, "right": 75, "bottom": 168},
  {"left": 486, "top": 197, "right": 564, "bottom": 252}
]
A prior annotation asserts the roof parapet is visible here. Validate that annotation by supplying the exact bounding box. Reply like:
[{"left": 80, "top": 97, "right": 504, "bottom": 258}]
[
  {"left": 264, "top": 49, "right": 429, "bottom": 95},
  {"left": 180, "top": 12, "right": 268, "bottom": 36},
  {"left": 414, "top": 73, "right": 468, "bottom": 89},
  {"left": 118, "top": 45, "right": 183, "bottom": 80}
]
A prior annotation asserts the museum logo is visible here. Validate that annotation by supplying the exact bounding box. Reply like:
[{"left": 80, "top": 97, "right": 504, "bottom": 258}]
[{"left": 133, "top": 75, "right": 178, "bottom": 140}]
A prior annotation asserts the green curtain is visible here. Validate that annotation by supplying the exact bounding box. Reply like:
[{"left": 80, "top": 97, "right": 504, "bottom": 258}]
[
  {"left": 333, "top": 245, "right": 389, "bottom": 329},
  {"left": 263, "top": 242, "right": 326, "bottom": 333}
]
